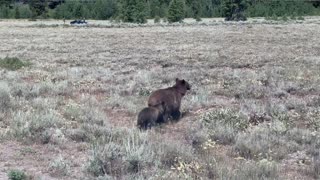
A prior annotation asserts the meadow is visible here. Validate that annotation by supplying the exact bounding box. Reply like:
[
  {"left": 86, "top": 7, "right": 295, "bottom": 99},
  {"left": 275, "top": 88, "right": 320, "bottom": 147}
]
[{"left": 0, "top": 17, "right": 320, "bottom": 179}]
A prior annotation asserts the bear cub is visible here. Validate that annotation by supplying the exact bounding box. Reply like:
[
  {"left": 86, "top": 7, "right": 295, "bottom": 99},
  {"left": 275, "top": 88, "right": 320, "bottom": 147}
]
[{"left": 137, "top": 101, "right": 166, "bottom": 130}]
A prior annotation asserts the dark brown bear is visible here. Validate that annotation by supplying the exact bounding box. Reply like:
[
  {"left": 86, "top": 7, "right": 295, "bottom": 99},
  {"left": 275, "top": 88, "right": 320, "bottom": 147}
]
[
  {"left": 137, "top": 102, "right": 166, "bottom": 130},
  {"left": 148, "top": 78, "right": 191, "bottom": 121}
]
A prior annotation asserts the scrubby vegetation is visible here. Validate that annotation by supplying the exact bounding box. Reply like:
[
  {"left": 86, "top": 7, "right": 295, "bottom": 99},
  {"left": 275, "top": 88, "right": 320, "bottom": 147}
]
[
  {"left": 0, "top": 57, "right": 30, "bottom": 71},
  {"left": 7, "top": 169, "right": 27, "bottom": 180},
  {"left": 1, "top": 17, "right": 320, "bottom": 179}
]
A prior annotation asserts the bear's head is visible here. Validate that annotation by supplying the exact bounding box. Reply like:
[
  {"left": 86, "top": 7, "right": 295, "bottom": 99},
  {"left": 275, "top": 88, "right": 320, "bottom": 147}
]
[{"left": 174, "top": 78, "right": 191, "bottom": 96}]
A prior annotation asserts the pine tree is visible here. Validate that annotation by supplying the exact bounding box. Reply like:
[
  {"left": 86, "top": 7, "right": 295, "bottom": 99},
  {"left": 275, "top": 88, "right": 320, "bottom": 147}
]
[
  {"left": 14, "top": 6, "right": 20, "bottom": 19},
  {"left": 29, "top": 0, "right": 47, "bottom": 19},
  {"left": 191, "top": 1, "right": 201, "bottom": 20},
  {"left": 167, "top": 0, "right": 185, "bottom": 23},
  {"left": 222, "top": 0, "right": 248, "bottom": 21},
  {"left": 0, "top": 0, "right": 12, "bottom": 7},
  {"left": 74, "top": 3, "right": 84, "bottom": 19},
  {"left": 94, "top": 0, "right": 117, "bottom": 20},
  {"left": 134, "top": 0, "right": 147, "bottom": 23},
  {"left": 119, "top": 0, "right": 147, "bottom": 23}
]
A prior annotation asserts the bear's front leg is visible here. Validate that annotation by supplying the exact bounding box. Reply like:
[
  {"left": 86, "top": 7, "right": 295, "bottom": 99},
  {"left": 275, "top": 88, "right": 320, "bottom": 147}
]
[{"left": 171, "top": 110, "right": 181, "bottom": 121}]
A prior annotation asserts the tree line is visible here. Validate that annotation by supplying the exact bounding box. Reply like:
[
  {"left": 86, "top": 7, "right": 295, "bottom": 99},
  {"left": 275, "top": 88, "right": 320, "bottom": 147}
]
[{"left": 0, "top": 0, "right": 320, "bottom": 22}]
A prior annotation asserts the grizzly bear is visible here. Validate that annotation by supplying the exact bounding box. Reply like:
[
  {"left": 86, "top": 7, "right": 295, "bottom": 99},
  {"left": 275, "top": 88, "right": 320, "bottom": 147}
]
[
  {"left": 137, "top": 101, "right": 166, "bottom": 130},
  {"left": 148, "top": 78, "right": 191, "bottom": 122}
]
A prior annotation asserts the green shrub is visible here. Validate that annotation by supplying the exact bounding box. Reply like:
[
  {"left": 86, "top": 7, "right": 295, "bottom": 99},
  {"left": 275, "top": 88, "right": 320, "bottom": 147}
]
[
  {"left": 202, "top": 108, "right": 249, "bottom": 131},
  {"left": 154, "top": 16, "right": 161, "bottom": 23},
  {"left": 0, "top": 57, "right": 30, "bottom": 70},
  {"left": 281, "top": 14, "right": 288, "bottom": 21},
  {"left": 201, "top": 108, "right": 249, "bottom": 145},
  {"left": 290, "top": 12, "right": 297, "bottom": 20},
  {"left": 7, "top": 169, "right": 27, "bottom": 180},
  {"left": 271, "top": 13, "right": 278, "bottom": 21}
]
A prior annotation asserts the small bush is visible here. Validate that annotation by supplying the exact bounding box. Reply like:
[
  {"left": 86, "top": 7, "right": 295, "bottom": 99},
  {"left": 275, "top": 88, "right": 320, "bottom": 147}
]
[
  {"left": 271, "top": 14, "right": 278, "bottom": 21},
  {"left": 286, "top": 128, "right": 315, "bottom": 145},
  {"left": 311, "top": 155, "right": 320, "bottom": 179},
  {"left": 86, "top": 128, "right": 195, "bottom": 178},
  {"left": 233, "top": 121, "right": 299, "bottom": 160},
  {"left": 0, "top": 57, "right": 30, "bottom": 70},
  {"left": 201, "top": 108, "right": 249, "bottom": 144},
  {"left": 230, "top": 159, "right": 279, "bottom": 179},
  {"left": 195, "top": 16, "right": 202, "bottom": 22},
  {"left": 49, "top": 155, "right": 70, "bottom": 176},
  {"left": 281, "top": 15, "right": 288, "bottom": 21},
  {"left": 63, "top": 103, "right": 105, "bottom": 126},
  {"left": 307, "top": 109, "right": 320, "bottom": 130},
  {"left": 0, "top": 82, "right": 11, "bottom": 112},
  {"left": 201, "top": 108, "right": 249, "bottom": 131},
  {"left": 7, "top": 169, "right": 27, "bottom": 180},
  {"left": 10, "top": 110, "right": 62, "bottom": 143},
  {"left": 290, "top": 12, "right": 297, "bottom": 20},
  {"left": 154, "top": 16, "right": 160, "bottom": 23},
  {"left": 86, "top": 129, "right": 152, "bottom": 177}
]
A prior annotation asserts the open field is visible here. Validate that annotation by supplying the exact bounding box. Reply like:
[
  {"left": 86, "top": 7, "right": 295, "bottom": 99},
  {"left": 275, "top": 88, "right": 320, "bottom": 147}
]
[{"left": 1, "top": 18, "right": 320, "bottom": 179}]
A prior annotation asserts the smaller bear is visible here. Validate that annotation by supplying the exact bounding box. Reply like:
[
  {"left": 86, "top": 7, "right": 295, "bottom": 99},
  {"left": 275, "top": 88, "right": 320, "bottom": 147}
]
[{"left": 137, "top": 101, "right": 166, "bottom": 130}]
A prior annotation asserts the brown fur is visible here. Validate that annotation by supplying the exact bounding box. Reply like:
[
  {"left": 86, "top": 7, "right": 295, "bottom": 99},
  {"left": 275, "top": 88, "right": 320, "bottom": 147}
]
[
  {"left": 148, "top": 78, "right": 191, "bottom": 121},
  {"left": 137, "top": 102, "right": 166, "bottom": 130}
]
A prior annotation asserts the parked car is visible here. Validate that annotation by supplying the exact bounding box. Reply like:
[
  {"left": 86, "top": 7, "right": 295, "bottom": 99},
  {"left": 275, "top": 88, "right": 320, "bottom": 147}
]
[{"left": 70, "top": 19, "right": 88, "bottom": 25}]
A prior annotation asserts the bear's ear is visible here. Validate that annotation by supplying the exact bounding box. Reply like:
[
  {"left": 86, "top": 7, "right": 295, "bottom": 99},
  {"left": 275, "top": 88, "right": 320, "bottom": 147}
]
[
  {"left": 181, "top": 79, "right": 185, "bottom": 84},
  {"left": 175, "top": 78, "right": 180, "bottom": 83}
]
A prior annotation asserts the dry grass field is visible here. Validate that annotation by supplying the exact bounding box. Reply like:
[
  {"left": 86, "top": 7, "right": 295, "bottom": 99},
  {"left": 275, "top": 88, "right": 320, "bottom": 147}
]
[{"left": 1, "top": 18, "right": 320, "bottom": 179}]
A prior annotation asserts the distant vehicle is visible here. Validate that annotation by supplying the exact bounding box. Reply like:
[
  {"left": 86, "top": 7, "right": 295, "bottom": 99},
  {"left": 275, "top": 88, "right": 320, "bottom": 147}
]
[{"left": 70, "top": 19, "right": 88, "bottom": 25}]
